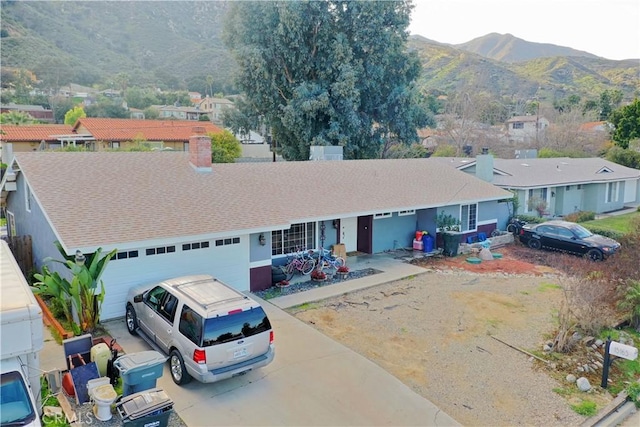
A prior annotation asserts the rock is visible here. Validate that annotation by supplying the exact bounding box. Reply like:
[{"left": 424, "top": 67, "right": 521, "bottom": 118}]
[
  {"left": 566, "top": 374, "right": 577, "bottom": 383},
  {"left": 591, "top": 344, "right": 599, "bottom": 350},
  {"left": 543, "top": 344, "right": 552, "bottom": 352},
  {"left": 549, "top": 362, "right": 557, "bottom": 370},
  {"left": 595, "top": 339, "right": 604, "bottom": 347},
  {"left": 582, "top": 336, "right": 595, "bottom": 346},
  {"left": 577, "top": 377, "right": 591, "bottom": 392},
  {"left": 577, "top": 366, "right": 584, "bottom": 372},
  {"left": 594, "top": 361, "right": 603, "bottom": 369},
  {"left": 572, "top": 332, "right": 582, "bottom": 342},
  {"left": 590, "top": 363, "right": 599, "bottom": 371},
  {"left": 479, "top": 248, "right": 493, "bottom": 261}
]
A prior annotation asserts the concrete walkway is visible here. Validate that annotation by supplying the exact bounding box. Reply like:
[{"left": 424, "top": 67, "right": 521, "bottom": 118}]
[{"left": 269, "top": 251, "right": 429, "bottom": 309}]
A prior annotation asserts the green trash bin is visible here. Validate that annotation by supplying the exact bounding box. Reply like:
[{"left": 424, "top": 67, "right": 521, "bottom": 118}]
[{"left": 441, "top": 232, "right": 461, "bottom": 257}]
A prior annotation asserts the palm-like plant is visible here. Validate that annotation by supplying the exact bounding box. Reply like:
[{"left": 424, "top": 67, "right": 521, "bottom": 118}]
[{"left": 34, "top": 241, "right": 116, "bottom": 332}]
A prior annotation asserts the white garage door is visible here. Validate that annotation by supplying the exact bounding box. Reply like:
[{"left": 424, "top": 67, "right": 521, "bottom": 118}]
[
  {"left": 624, "top": 179, "right": 638, "bottom": 203},
  {"left": 100, "top": 236, "right": 249, "bottom": 320}
]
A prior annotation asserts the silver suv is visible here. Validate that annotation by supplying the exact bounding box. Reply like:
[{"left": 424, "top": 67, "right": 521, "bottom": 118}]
[{"left": 125, "top": 275, "right": 275, "bottom": 385}]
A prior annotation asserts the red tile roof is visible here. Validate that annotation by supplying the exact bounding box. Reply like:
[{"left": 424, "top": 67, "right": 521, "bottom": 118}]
[
  {"left": 73, "top": 118, "right": 223, "bottom": 141},
  {"left": 0, "top": 125, "right": 73, "bottom": 142}
]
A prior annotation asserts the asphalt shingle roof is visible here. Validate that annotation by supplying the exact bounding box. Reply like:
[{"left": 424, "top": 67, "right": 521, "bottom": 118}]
[
  {"left": 491, "top": 157, "right": 640, "bottom": 188},
  {"left": 433, "top": 157, "right": 640, "bottom": 188},
  {"left": 11, "top": 152, "right": 511, "bottom": 252}
]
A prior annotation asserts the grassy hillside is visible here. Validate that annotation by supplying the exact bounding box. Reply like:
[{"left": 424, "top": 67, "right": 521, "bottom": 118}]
[{"left": 1, "top": 1, "right": 637, "bottom": 102}]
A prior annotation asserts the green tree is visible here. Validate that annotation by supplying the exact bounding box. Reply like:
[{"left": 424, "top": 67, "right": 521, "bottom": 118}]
[
  {"left": 605, "top": 146, "right": 640, "bottom": 169},
  {"left": 223, "top": 1, "right": 429, "bottom": 160},
  {"left": 64, "top": 106, "right": 86, "bottom": 125},
  {"left": 609, "top": 98, "right": 640, "bottom": 149},
  {"left": 0, "top": 111, "right": 36, "bottom": 124},
  {"left": 210, "top": 130, "right": 241, "bottom": 163}
]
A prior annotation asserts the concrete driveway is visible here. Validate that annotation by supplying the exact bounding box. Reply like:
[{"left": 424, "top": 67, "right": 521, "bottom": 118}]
[
  {"left": 97, "top": 300, "right": 458, "bottom": 426},
  {"left": 39, "top": 253, "right": 458, "bottom": 426}
]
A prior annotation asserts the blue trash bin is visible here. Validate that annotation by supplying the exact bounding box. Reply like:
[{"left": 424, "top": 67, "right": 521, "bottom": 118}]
[
  {"left": 114, "top": 351, "right": 167, "bottom": 397},
  {"left": 422, "top": 234, "right": 434, "bottom": 253}
]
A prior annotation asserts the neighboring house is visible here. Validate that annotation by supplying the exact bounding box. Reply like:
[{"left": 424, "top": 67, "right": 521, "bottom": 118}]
[
  {"left": 196, "top": 96, "right": 234, "bottom": 125},
  {"left": 154, "top": 105, "right": 210, "bottom": 121},
  {"left": 439, "top": 154, "right": 640, "bottom": 217},
  {"left": 1, "top": 135, "right": 512, "bottom": 320},
  {"left": 128, "top": 108, "right": 145, "bottom": 120},
  {"left": 57, "top": 83, "right": 98, "bottom": 98},
  {"left": 1, "top": 119, "right": 223, "bottom": 153},
  {"left": 0, "top": 104, "right": 54, "bottom": 123},
  {"left": 0, "top": 124, "right": 74, "bottom": 164},
  {"left": 506, "top": 115, "right": 549, "bottom": 143}
]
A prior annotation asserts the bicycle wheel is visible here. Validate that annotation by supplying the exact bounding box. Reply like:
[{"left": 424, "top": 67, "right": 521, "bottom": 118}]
[
  {"left": 285, "top": 262, "right": 296, "bottom": 281},
  {"left": 333, "top": 257, "right": 345, "bottom": 269},
  {"left": 301, "top": 259, "right": 316, "bottom": 275}
]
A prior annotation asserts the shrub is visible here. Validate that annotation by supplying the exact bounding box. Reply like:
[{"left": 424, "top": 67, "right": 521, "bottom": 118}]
[
  {"left": 627, "top": 382, "right": 640, "bottom": 408},
  {"left": 581, "top": 225, "right": 623, "bottom": 240},
  {"left": 517, "top": 214, "right": 545, "bottom": 224},
  {"left": 564, "top": 211, "right": 595, "bottom": 223}
]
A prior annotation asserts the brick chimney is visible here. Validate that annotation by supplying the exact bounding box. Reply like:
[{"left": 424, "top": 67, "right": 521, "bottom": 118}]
[{"left": 189, "top": 127, "right": 212, "bottom": 173}]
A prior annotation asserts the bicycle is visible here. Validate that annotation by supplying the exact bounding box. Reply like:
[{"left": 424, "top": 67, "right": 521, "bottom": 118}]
[
  {"left": 284, "top": 250, "right": 316, "bottom": 280},
  {"left": 314, "top": 247, "right": 345, "bottom": 272}
]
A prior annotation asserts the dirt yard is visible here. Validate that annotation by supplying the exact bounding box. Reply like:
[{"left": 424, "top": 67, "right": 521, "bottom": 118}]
[{"left": 289, "top": 246, "right": 611, "bottom": 426}]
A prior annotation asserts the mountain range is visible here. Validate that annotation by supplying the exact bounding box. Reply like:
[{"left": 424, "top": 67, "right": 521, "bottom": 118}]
[{"left": 1, "top": 1, "right": 637, "bottom": 102}]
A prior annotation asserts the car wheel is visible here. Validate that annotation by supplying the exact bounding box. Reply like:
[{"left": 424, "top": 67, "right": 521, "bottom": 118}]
[
  {"left": 170, "top": 350, "right": 192, "bottom": 385},
  {"left": 528, "top": 239, "right": 541, "bottom": 250},
  {"left": 586, "top": 249, "right": 603, "bottom": 261},
  {"left": 125, "top": 304, "right": 138, "bottom": 335},
  {"left": 506, "top": 224, "right": 517, "bottom": 234}
]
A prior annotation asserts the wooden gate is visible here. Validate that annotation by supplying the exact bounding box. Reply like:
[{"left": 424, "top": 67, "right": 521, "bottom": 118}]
[{"left": 5, "top": 235, "right": 33, "bottom": 278}]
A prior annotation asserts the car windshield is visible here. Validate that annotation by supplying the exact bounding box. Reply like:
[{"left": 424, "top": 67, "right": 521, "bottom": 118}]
[
  {"left": 0, "top": 371, "right": 36, "bottom": 425},
  {"left": 202, "top": 307, "right": 271, "bottom": 347},
  {"left": 571, "top": 224, "right": 593, "bottom": 239}
]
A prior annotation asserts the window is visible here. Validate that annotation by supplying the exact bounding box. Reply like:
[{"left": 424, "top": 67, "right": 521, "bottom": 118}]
[
  {"left": 460, "top": 204, "right": 477, "bottom": 232},
  {"left": 398, "top": 210, "right": 415, "bottom": 216},
  {"left": 111, "top": 141, "right": 120, "bottom": 149},
  {"left": 202, "top": 307, "right": 271, "bottom": 347},
  {"left": 146, "top": 245, "right": 176, "bottom": 256},
  {"left": 565, "top": 186, "right": 571, "bottom": 191},
  {"left": 214, "top": 237, "right": 240, "bottom": 247},
  {"left": 179, "top": 305, "right": 203, "bottom": 346},
  {"left": 606, "top": 182, "right": 619, "bottom": 203},
  {"left": 145, "top": 286, "right": 167, "bottom": 311},
  {"left": 24, "top": 181, "right": 31, "bottom": 212},
  {"left": 183, "top": 241, "right": 210, "bottom": 251},
  {"left": 159, "top": 294, "right": 178, "bottom": 323},
  {"left": 577, "top": 185, "right": 582, "bottom": 190},
  {"left": 374, "top": 212, "right": 392, "bottom": 219},
  {"left": 115, "top": 250, "right": 139, "bottom": 260},
  {"left": 271, "top": 222, "right": 316, "bottom": 256},
  {"left": 512, "top": 122, "right": 524, "bottom": 129}
]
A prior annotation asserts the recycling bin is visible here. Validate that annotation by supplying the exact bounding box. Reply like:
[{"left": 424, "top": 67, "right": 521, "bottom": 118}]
[
  {"left": 422, "top": 234, "right": 434, "bottom": 253},
  {"left": 117, "top": 387, "right": 174, "bottom": 427},
  {"left": 113, "top": 350, "right": 167, "bottom": 397}
]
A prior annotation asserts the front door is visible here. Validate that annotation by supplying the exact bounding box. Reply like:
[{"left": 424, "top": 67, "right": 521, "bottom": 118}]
[
  {"left": 357, "top": 215, "right": 373, "bottom": 254},
  {"left": 339, "top": 217, "right": 357, "bottom": 252}
]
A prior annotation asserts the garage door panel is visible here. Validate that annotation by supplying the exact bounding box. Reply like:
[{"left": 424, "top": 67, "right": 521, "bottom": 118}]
[{"left": 99, "top": 238, "right": 249, "bottom": 320}]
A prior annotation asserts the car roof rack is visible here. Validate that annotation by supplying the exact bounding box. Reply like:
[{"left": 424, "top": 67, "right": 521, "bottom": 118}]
[{"left": 169, "top": 275, "right": 249, "bottom": 310}]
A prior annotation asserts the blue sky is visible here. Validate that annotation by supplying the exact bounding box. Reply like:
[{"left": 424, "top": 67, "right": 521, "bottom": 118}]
[{"left": 408, "top": 0, "right": 640, "bottom": 60}]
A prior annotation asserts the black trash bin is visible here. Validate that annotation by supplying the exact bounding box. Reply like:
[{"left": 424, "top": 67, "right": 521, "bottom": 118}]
[{"left": 116, "top": 387, "right": 174, "bottom": 427}]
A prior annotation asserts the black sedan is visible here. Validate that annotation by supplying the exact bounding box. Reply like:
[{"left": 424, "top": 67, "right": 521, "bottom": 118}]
[{"left": 518, "top": 220, "right": 620, "bottom": 261}]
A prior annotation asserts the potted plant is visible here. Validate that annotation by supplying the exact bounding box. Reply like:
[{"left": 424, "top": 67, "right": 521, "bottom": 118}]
[
  {"left": 276, "top": 279, "right": 290, "bottom": 288},
  {"left": 336, "top": 265, "right": 349, "bottom": 278},
  {"left": 310, "top": 269, "right": 327, "bottom": 282},
  {"left": 436, "top": 212, "right": 462, "bottom": 257}
]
